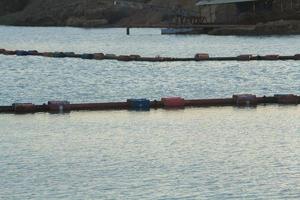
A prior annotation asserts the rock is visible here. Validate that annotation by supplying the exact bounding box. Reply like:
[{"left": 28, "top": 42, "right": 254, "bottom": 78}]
[{"left": 66, "top": 17, "right": 108, "bottom": 27}]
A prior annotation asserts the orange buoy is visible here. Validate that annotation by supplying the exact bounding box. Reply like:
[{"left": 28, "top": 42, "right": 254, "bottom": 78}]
[{"left": 195, "top": 53, "right": 209, "bottom": 61}]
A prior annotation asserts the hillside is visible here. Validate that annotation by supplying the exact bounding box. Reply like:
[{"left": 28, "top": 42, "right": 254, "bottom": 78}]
[
  {"left": 0, "top": 0, "right": 196, "bottom": 27},
  {"left": 0, "top": 0, "right": 300, "bottom": 35}
]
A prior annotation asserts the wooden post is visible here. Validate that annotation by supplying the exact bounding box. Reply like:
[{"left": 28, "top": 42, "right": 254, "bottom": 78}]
[{"left": 126, "top": 27, "right": 130, "bottom": 35}]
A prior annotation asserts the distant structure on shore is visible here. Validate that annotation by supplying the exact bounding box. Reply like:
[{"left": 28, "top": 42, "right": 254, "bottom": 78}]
[{"left": 195, "top": 0, "right": 300, "bottom": 24}]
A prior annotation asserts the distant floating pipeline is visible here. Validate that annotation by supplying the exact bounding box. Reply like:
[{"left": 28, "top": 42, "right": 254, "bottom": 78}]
[
  {"left": 0, "top": 49, "right": 300, "bottom": 62},
  {"left": 1, "top": 94, "right": 300, "bottom": 114}
]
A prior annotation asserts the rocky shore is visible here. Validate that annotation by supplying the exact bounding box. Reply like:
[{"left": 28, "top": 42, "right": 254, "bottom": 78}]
[
  {"left": 0, "top": 0, "right": 300, "bottom": 35},
  {"left": 208, "top": 20, "right": 300, "bottom": 35}
]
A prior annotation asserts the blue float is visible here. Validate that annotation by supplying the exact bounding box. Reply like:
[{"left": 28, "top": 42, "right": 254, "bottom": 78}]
[
  {"left": 16, "top": 50, "right": 28, "bottom": 56},
  {"left": 127, "top": 99, "right": 150, "bottom": 111}
]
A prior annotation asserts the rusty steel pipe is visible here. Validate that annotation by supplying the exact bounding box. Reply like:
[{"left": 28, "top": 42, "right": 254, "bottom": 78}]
[
  {"left": 185, "top": 98, "right": 234, "bottom": 107},
  {"left": 1, "top": 48, "right": 300, "bottom": 62},
  {"left": 0, "top": 95, "right": 299, "bottom": 114},
  {"left": 69, "top": 102, "right": 129, "bottom": 111}
]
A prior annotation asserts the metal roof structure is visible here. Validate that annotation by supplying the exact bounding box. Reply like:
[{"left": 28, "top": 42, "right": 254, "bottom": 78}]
[{"left": 196, "top": 0, "right": 258, "bottom": 6}]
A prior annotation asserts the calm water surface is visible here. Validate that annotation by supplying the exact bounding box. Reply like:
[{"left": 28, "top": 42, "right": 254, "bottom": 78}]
[{"left": 0, "top": 26, "right": 299, "bottom": 199}]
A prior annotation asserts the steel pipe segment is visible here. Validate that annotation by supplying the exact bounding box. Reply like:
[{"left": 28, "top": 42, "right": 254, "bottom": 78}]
[
  {"left": 52, "top": 52, "right": 66, "bottom": 58},
  {"left": 41, "top": 52, "right": 54, "bottom": 57},
  {"left": 150, "top": 100, "right": 163, "bottom": 109},
  {"left": 117, "top": 55, "right": 132, "bottom": 61},
  {"left": 279, "top": 56, "right": 295, "bottom": 60},
  {"left": 12, "top": 103, "right": 36, "bottom": 114},
  {"left": 81, "top": 54, "right": 94, "bottom": 59},
  {"left": 256, "top": 96, "right": 277, "bottom": 104},
  {"left": 70, "top": 102, "right": 129, "bottom": 111},
  {"left": 233, "top": 94, "right": 257, "bottom": 106},
  {"left": 274, "top": 94, "right": 299, "bottom": 104},
  {"left": 129, "top": 55, "right": 141, "bottom": 61},
  {"left": 0, "top": 49, "right": 6, "bottom": 54},
  {"left": 4, "top": 50, "right": 16, "bottom": 55},
  {"left": 64, "top": 52, "right": 77, "bottom": 58},
  {"left": 137, "top": 57, "right": 161, "bottom": 62},
  {"left": 0, "top": 106, "right": 14, "bottom": 113},
  {"left": 237, "top": 54, "right": 253, "bottom": 61},
  {"left": 209, "top": 56, "right": 237, "bottom": 61},
  {"left": 27, "top": 50, "right": 40, "bottom": 56},
  {"left": 185, "top": 98, "right": 234, "bottom": 107},
  {"left": 117, "top": 55, "right": 142, "bottom": 62},
  {"left": 263, "top": 55, "right": 280, "bottom": 60},
  {"left": 94, "top": 53, "right": 105, "bottom": 60},
  {"left": 294, "top": 54, "right": 300, "bottom": 60},
  {"left": 48, "top": 101, "right": 71, "bottom": 113},
  {"left": 104, "top": 54, "right": 118, "bottom": 60}
]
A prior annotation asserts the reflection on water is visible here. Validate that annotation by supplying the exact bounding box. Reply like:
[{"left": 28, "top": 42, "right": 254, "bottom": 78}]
[{"left": 0, "top": 107, "right": 300, "bottom": 199}]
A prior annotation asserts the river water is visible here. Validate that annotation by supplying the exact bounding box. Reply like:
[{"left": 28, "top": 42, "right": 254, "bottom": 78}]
[{"left": 0, "top": 26, "right": 299, "bottom": 199}]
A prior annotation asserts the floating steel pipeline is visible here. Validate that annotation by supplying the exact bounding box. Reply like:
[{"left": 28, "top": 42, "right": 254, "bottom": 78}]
[
  {"left": 1, "top": 94, "right": 299, "bottom": 114},
  {"left": 0, "top": 48, "right": 299, "bottom": 62}
]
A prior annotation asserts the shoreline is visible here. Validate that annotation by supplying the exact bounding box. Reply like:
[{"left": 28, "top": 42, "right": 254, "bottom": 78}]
[{"left": 1, "top": 20, "right": 300, "bottom": 36}]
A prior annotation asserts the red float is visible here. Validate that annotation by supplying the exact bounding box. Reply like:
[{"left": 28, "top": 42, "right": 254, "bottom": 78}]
[{"left": 161, "top": 97, "right": 185, "bottom": 108}]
